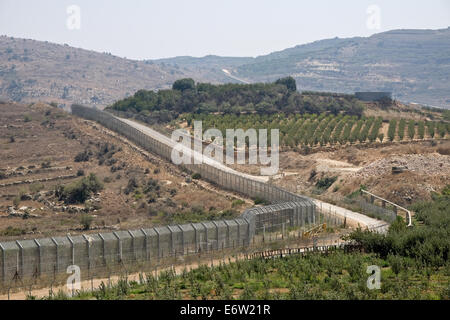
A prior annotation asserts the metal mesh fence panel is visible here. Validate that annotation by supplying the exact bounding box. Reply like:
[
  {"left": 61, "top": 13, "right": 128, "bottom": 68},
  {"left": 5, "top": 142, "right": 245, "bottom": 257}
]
[{"left": 0, "top": 106, "right": 333, "bottom": 287}]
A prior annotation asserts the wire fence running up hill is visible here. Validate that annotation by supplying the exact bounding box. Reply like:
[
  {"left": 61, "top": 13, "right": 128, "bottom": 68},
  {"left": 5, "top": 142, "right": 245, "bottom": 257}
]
[{"left": 0, "top": 105, "right": 345, "bottom": 291}]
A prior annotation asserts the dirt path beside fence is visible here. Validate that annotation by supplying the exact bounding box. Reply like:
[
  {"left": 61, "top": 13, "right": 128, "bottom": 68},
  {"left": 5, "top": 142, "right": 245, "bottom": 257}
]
[{"left": 0, "top": 233, "right": 344, "bottom": 300}]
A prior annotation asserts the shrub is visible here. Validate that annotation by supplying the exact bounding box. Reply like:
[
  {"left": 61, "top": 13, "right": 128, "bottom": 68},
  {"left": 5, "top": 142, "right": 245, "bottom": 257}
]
[
  {"left": 57, "top": 173, "right": 103, "bottom": 204},
  {"left": 80, "top": 214, "right": 93, "bottom": 230},
  {"left": 124, "top": 177, "right": 139, "bottom": 195},
  {"left": 29, "top": 183, "right": 44, "bottom": 194},
  {"left": 13, "top": 196, "right": 20, "bottom": 207},
  {"left": 74, "top": 150, "right": 91, "bottom": 162},
  {"left": 253, "top": 197, "right": 269, "bottom": 205},
  {"left": 315, "top": 176, "right": 337, "bottom": 190},
  {"left": 41, "top": 160, "right": 51, "bottom": 168},
  {"left": 1, "top": 226, "right": 26, "bottom": 237},
  {"left": 76, "top": 169, "right": 85, "bottom": 176},
  {"left": 23, "top": 115, "right": 32, "bottom": 122},
  {"left": 191, "top": 173, "right": 201, "bottom": 180},
  {"left": 232, "top": 199, "right": 245, "bottom": 207},
  {"left": 348, "top": 189, "right": 450, "bottom": 267}
]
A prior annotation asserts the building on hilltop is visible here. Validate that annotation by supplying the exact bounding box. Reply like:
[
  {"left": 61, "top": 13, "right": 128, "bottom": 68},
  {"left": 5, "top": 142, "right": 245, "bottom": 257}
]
[{"left": 355, "top": 92, "right": 392, "bottom": 102}]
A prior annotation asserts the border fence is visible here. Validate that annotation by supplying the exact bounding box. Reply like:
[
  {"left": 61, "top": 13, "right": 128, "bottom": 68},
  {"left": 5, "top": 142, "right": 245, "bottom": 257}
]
[{"left": 0, "top": 105, "right": 345, "bottom": 291}]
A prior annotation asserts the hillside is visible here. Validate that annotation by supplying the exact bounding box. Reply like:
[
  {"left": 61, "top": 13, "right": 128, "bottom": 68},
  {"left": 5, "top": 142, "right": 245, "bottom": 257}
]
[
  {"left": 159, "top": 28, "right": 450, "bottom": 108},
  {"left": 1, "top": 28, "right": 449, "bottom": 110},
  {"left": 0, "top": 101, "right": 250, "bottom": 241},
  {"left": 0, "top": 36, "right": 225, "bottom": 109}
]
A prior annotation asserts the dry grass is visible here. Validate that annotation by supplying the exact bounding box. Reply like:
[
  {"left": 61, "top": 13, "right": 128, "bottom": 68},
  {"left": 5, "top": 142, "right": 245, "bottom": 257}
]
[{"left": 0, "top": 103, "right": 251, "bottom": 241}]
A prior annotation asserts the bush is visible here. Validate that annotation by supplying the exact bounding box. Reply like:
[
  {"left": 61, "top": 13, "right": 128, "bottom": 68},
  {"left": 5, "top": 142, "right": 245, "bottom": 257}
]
[
  {"left": 315, "top": 176, "right": 337, "bottom": 190},
  {"left": 124, "top": 177, "right": 139, "bottom": 195},
  {"left": 76, "top": 169, "right": 85, "bottom": 176},
  {"left": 74, "top": 149, "right": 91, "bottom": 162},
  {"left": 41, "top": 160, "right": 51, "bottom": 168},
  {"left": 56, "top": 173, "right": 103, "bottom": 204},
  {"left": 29, "top": 183, "right": 44, "bottom": 194},
  {"left": 191, "top": 173, "right": 201, "bottom": 180},
  {"left": 23, "top": 115, "right": 32, "bottom": 122},
  {"left": 232, "top": 199, "right": 245, "bottom": 207},
  {"left": 253, "top": 197, "right": 269, "bottom": 205},
  {"left": 172, "top": 78, "right": 195, "bottom": 92},
  {"left": 13, "top": 196, "right": 20, "bottom": 207},
  {"left": 1, "top": 226, "right": 26, "bottom": 237},
  {"left": 80, "top": 214, "right": 93, "bottom": 230},
  {"left": 348, "top": 188, "right": 450, "bottom": 267}
]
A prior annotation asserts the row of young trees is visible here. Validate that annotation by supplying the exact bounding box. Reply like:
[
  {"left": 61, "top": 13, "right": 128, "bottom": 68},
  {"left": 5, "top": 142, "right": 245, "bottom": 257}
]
[
  {"left": 181, "top": 113, "right": 449, "bottom": 148},
  {"left": 387, "top": 118, "right": 449, "bottom": 141}
]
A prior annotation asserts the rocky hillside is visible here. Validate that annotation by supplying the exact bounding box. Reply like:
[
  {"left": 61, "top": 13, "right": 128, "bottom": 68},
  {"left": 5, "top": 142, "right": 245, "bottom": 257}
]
[
  {"left": 0, "top": 36, "right": 225, "bottom": 109},
  {"left": 1, "top": 28, "right": 449, "bottom": 109},
  {"left": 160, "top": 28, "right": 450, "bottom": 108}
]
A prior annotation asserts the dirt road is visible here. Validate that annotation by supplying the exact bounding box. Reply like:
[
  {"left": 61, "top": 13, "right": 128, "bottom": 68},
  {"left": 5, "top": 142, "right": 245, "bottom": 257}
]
[{"left": 120, "top": 117, "right": 387, "bottom": 231}]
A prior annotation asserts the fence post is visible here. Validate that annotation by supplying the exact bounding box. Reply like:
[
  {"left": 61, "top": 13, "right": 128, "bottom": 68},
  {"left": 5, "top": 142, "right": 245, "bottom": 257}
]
[
  {"left": 113, "top": 232, "right": 122, "bottom": 263},
  {"left": 15, "top": 240, "right": 23, "bottom": 278},
  {"left": 154, "top": 228, "right": 160, "bottom": 260},
  {"left": 167, "top": 226, "right": 175, "bottom": 256},
  {"left": 212, "top": 221, "right": 219, "bottom": 251},
  {"left": 0, "top": 243, "right": 5, "bottom": 283},
  {"left": 180, "top": 225, "right": 185, "bottom": 255},
  {"left": 33, "top": 239, "right": 41, "bottom": 277},
  {"left": 67, "top": 235, "right": 75, "bottom": 266},
  {"left": 234, "top": 219, "right": 241, "bottom": 247},
  {"left": 128, "top": 230, "right": 136, "bottom": 261},
  {"left": 141, "top": 228, "right": 149, "bottom": 261},
  {"left": 223, "top": 221, "right": 231, "bottom": 249},
  {"left": 50, "top": 237, "right": 59, "bottom": 276},
  {"left": 190, "top": 223, "right": 198, "bottom": 253},
  {"left": 201, "top": 222, "right": 208, "bottom": 253},
  {"left": 82, "top": 235, "right": 91, "bottom": 276},
  {"left": 98, "top": 233, "right": 106, "bottom": 265}
]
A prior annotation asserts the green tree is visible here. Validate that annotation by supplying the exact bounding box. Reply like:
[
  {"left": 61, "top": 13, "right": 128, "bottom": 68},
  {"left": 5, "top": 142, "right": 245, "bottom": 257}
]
[
  {"left": 388, "top": 119, "right": 397, "bottom": 141},
  {"left": 275, "top": 76, "right": 297, "bottom": 92},
  {"left": 172, "top": 78, "right": 195, "bottom": 92},
  {"left": 398, "top": 119, "right": 406, "bottom": 140},
  {"left": 407, "top": 120, "right": 415, "bottom": 140}
]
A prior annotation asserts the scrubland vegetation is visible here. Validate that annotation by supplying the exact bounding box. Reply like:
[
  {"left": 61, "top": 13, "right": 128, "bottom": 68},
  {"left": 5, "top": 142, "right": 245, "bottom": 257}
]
[{"left": 48, "top": 187, "right": 449, "bottom": 300}]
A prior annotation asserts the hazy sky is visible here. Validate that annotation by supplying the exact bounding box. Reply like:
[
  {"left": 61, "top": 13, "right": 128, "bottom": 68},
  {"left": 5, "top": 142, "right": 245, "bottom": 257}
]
[{"left": 1, "top": 0, "right": 449, "bottom": 60}]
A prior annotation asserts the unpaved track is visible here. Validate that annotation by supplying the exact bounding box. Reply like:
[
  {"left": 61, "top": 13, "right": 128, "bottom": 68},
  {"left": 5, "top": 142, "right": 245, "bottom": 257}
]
[
  {"left": 119, "top": 118, "right": 269, "bottom": 183},
  {"left": 120, "top": 117, "right": 387, "bottom": 231}
]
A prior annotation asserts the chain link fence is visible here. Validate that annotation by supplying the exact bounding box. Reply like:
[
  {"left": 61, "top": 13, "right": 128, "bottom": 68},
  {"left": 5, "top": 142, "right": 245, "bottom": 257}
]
[{"left": 0, "top": 105, "right": 346, "bottom": 296}]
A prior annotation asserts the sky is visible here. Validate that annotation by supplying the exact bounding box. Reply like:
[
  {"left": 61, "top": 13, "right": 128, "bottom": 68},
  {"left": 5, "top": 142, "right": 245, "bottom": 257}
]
[{"left": 0, "top": 0, "right": 449, "bottom": 60}]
